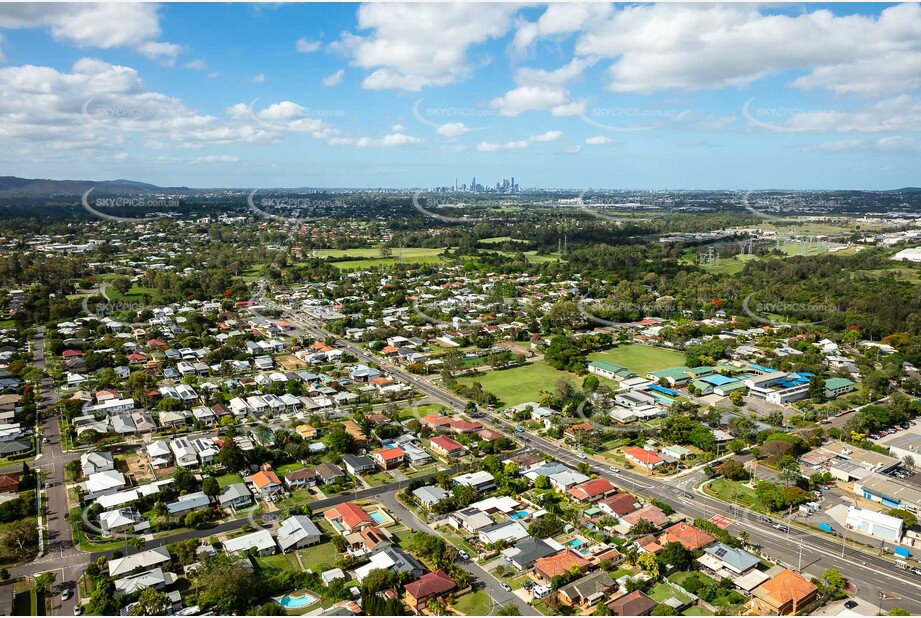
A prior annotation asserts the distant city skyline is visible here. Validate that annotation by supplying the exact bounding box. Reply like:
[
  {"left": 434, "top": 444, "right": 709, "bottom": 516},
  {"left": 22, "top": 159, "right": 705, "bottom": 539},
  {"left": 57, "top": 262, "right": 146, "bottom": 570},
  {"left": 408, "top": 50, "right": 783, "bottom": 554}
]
[{"left": 0, "top": 3, "right": 918, "bottom": 189}]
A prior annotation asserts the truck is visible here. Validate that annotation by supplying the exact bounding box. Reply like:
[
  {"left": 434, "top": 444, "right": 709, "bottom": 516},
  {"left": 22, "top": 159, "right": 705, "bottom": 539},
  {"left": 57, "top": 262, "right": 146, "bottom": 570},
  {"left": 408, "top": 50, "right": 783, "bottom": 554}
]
[
  {"left": 818, "top": 522, "right": 834, "bottom": 534},
  {"left": 897, "top": 560, "right": 909, "bottom": 570}
]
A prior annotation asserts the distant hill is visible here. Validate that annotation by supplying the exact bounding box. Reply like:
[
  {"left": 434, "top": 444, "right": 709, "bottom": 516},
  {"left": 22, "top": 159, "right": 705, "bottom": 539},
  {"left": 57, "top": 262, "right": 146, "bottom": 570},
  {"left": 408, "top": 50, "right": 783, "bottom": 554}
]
[{"left": 0, "top": 176, "right": 190, "bottom": 196}]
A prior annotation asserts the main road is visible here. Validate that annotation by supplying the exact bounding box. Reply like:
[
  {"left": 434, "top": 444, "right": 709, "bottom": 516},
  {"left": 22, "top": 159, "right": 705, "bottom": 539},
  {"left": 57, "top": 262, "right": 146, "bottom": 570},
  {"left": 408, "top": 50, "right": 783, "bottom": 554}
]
[{"left": 278, "top": 302, "right": 921, "bottom": 613}]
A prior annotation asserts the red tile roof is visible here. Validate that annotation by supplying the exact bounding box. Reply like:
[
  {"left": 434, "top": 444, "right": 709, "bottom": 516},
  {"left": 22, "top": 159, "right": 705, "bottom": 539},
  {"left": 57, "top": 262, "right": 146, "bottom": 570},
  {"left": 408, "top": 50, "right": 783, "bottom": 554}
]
[
  {"left": 430, "top": 436, "right": 464, "bottom": 452},
  {"left": 325, "top": 501, "right": 373, "bottom": 530},
  {"left": 662, "top": 522, "right": 716, "bottom": 551},
  {"left": 251, "top": 470, "right": 281, "bottom": 489},
  {"left": 535, "top": 550, "right": 591, "bottom": 579},
  {"left": 568, "top": 477, "right": 617, "bottom": 502},
  {"left": 624, "top": 447, "right": 664, "bottom": 465},
  {"left": 404, "top": 570, "right": 457, "bottom": 601},
  {"left": 599, "top": 493, "right": 639, "bottom": 516}
]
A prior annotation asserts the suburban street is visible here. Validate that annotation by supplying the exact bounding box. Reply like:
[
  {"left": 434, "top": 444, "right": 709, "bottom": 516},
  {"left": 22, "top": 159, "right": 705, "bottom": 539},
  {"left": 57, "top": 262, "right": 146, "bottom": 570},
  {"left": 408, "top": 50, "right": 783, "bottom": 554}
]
[{"left": 279, "top": 303, "right": 921, "bottom": 614}]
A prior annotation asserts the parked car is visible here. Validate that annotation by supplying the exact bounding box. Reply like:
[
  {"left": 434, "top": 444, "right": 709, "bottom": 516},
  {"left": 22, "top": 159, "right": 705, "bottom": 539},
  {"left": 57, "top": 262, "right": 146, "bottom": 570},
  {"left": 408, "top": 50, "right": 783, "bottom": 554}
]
[
  {"left": 911, "top": 568, "right": 921, "bottom": 576},
  {"left": 577, "top": 452, "right": 587, "bottom": 459},
  {"left": 844, "top": 601, "right": 858, "bottom": 610},
  {"left": 609, "top": 466, "right": 620, "bottom": 473},
  {"left": 458, "top": 550, "right": 470, "bottom": 561},
  {"left": 500, "top": 583, "right": 512, "bottom": 592}
]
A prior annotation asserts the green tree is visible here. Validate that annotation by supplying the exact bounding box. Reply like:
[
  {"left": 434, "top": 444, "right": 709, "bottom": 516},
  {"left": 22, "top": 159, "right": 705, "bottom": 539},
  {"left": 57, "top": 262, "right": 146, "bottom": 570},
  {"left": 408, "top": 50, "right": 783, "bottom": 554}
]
[
  {"left": 202, "top": 477, "right": 221, "bottom": 498},
  {"left": 888, "top": 509, "right": 918, "bottom": 528},
  {"left": 823, "top": 568, "right": 846, "bottom": 590},
  {"left": 217, "top": 440, "right": 247, "bottom": 471},
  {"left": 637, "top": 552, "right": 659, "bottom": 580},
  {"left": 173, "top": 466, "right": 197, "bottom": 493},
  {"left": 195, "top": 555, "right": 259, "bottom": 614},
  {"left": 534, "top": 475, "right": 550, "bottom": 490},
  {"left": 130, "top": 588, "right": 171, "bottom": 616}
]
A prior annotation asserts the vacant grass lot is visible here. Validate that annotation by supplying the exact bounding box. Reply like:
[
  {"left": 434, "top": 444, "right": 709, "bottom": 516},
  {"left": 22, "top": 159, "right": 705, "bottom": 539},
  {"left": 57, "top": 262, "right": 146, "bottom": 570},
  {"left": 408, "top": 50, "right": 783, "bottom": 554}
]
[
  {"left": 311, "top": 247, "right": 451, "bottom": 270},
  {"left": 453, "top": 590, "right": 492, "bottom": 615},
  {"left": 457, "top": 361, "right": 574, "bottom": 407},
  {"left": 704, "top": 478, "right": 765, "bottom": 512},
  {"left": 588, "top": 344, "right": 686, "bottom": 375}
]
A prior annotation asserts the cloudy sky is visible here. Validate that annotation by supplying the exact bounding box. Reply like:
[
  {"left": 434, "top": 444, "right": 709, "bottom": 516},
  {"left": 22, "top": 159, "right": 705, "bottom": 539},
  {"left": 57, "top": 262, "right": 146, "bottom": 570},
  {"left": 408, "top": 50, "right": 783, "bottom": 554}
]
[{"left": 0, "top": 2, "right": 919, "bottom": 189}]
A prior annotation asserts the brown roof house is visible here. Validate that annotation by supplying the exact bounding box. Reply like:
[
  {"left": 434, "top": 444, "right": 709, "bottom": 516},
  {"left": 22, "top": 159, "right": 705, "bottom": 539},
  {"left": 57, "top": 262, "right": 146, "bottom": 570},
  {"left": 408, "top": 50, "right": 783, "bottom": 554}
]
[
  {"left": 608, "top": 590, "right": 658, "bottom": 616},
  {"left": 404, "top": 570, "right": 457, "bottom": 609}
]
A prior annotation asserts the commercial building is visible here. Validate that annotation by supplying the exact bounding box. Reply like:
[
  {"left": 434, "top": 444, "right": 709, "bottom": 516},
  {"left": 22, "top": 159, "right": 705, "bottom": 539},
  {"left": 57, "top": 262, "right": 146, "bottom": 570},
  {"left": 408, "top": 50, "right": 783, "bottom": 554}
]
[{"left": 845, "top": 507, "right": 904, "bottom": 542}]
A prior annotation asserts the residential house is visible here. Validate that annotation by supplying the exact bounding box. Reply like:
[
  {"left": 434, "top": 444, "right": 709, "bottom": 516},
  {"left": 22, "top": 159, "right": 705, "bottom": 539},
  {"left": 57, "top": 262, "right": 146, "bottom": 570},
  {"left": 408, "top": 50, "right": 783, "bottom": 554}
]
[
  {"left": 623, "top": 447, "right": 666, "bottom": 470},
  {"left": 558, "top": 571, "right": 617, "bottom": 609},
  {"left": 568, "top": 478, "right": 618, "bottom": 503},
  {"left": 478, "top": 521, "right": 529, "bottom": 546},
  {"left": 108, "top": 546, "right": 171, "bottom": 578},
  {"left": 324, "top": 502, "right": 374, "bottom": 534},
  {"left": 218, "top": 483, "right": 253, "bottom": 510},
  {"left": 412, "top": 486, "right": 450, "bottom": 509},
  {"left": 607, "top": 590, "right": 658, "bottom": 616},
  {"left": 750, "top": 569, "right": 819, "bottom": 615},
  {"left": 100, "top": 508, "right": 143, "bottom": 536},
  {"left": 699, "top": 543, "right": 760, "bottom": 577},
  {"left": 452, "top": 471, "right": 496, "bottom": 493},
  {"left": 598, "top": 494, "right": 640, "bottom": 518},
  {"left": 404, "top": 570, "right": 457, "bottom": 609},
  {"left": 372, "top": 447, "right": 404, "bottom": 470},
  {"left": 621, "top": 505, "right": 670, "bottom": 529},
  {"left": 251, "top": 470, "right": 283, "bottom": 499},
  {"left": 449, "top": 507, "right": 494, "bottom": 534},
  {"left": 430, "top": 436, "right": 465, "bottom": 458},
  {"left": 81, "top": 451, "right": 115, "bottom": 477},
  {"left": 170, "top": 438, "right": 199, "bottom": 468},
  {"left": 661, "top": 522, "right": 716, "bottom": 551},
  {"left": 276, "top": 515, "right": 323, "bottom": 552},
  {"left": 284, "top": 468, "right": 318, "bottom": 489},
  {"left": 353, "top": 547, "right": 424, "bottom": 583},
  {"left": 114, "top": 568, "right": 173, "bottom": 596},
  {"left": 341, "top": 454, "right": 375, "bottom": 476},
  {"left": 316, "top": 463, "right": 345, "bottom": 485},
  {"left": 223, "top": 529, "right": 276, "bottom": 557},
  {"left": 166, "top": 491, "right": 211, "bottom": 517},
  {"left": 501, "top": 537, "right": 560, "bottom": 571},
  {"left": 534, "top": 550, "right": 591, "bottom": 582},
  {"left": 146, "top": 441, "right": 172, "bottom": 468}
]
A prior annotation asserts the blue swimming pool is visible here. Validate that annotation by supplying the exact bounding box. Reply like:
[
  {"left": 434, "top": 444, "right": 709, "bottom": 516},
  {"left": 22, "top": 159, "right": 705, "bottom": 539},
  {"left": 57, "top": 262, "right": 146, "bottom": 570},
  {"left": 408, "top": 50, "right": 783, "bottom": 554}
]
[
  {"left": 566, "top": 538, "right": 585, "bottom": 549},
  {"left": 510, "top": 510, "right": 530, "bottom": 520},
  {"left": 369, "top": 511, "right": 387, "bottom": 524},
  {"left": 277, "top": 593, "right": 317, "bottom": 609}
]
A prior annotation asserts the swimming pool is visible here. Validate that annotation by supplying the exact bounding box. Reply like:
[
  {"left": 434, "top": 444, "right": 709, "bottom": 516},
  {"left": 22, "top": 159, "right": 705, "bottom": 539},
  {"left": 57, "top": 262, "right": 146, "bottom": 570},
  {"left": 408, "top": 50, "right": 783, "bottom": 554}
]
[
  {"left": 510, "top": 510, "right": 530, "bottom": 520},
  {"left": 369, "top": 511, "right": 387, "bottom": 524},
  {"left": 277, "top": 593, "right": 317, "bottom": 609},
  {"left": 566, "top": 538, "right": 585, "bottom": 549}
]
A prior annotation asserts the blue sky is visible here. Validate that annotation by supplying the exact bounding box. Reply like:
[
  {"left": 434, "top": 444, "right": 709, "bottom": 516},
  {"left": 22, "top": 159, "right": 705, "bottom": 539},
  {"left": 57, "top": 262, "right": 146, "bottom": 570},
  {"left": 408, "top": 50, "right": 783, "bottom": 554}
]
[{"left": 0, "top": 2, "right": 918, "bottom": 189}]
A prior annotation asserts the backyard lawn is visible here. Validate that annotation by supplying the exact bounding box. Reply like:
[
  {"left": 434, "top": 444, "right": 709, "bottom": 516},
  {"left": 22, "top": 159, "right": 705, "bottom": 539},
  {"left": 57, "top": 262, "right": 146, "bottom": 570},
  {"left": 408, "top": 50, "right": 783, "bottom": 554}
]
[
  {"left": 216, "top": 473, "right": 244, "bottom": 487},
  {"left": 587, "top": 344, "right": 686, "bottom": 375},
  {"left": 456, "top": 360, "right": 574, "bottom": 407},
  {"left": 256, "top": 552, "right": 299, "bottom": 572},
  {"left": 296, "top": 541, "right": 339, "bottom": 571}
]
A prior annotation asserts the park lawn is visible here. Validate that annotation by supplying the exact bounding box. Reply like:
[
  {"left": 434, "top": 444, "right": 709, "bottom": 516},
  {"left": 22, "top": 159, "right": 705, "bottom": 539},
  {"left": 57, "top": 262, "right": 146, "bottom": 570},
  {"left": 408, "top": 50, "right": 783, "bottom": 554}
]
[
  {"left": 452, "top": 590, "right": 492, "bottom": 615},
  {"left": 456, "top": 360, "right": 575, "bottom": 408},
  {"left": 704, "top": 478, "right": 766, "bottom": 512},
  {"left": 296, "top": 541, "right": 339, "bottom": 571},
  {"left": 216, "top": 472, "right": 244, "bottom": 487},
  {"left": 312, "top": 247, "right": 451, "bottom": 271},
  {"left": 587, "top": 344, "right": 686, "bottom": 375}
]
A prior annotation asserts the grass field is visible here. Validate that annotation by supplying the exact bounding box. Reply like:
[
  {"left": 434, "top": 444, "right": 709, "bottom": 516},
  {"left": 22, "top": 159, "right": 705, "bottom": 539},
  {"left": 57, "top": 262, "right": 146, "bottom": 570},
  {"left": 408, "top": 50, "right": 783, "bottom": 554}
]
[
  {"left": 295, "top": 541, "right": 338, "bottom": 571},
  {"left": 310, "top": 247, "right": 450, "bottom": 270},
  {"left": 588, "top": 344, "right": 686, "bottom": 375},
  {"left": 456, "top": 361, "right": 574, "bottom": 407},
  {"left": 216, "top": 473, "right": 244, "bottom": 487},
  {"left": 479, "top": 236, "right": 526, "bottom": 244},
  {"left": 453, "top": 591, "right": 492, "bottom": 615},
  {"left": 256, "top": 552, "right": 299, "bottom": 572},
  {"left": 704, "top": 478, "right": 765, "bottom": 512}
]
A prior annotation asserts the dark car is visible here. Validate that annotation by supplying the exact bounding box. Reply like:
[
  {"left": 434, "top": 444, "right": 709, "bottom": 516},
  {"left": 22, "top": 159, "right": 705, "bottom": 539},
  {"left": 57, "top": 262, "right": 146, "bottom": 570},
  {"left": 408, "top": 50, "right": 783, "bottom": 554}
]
[{"left": 844, "top": 601, "right": 858, "bottom": 610}]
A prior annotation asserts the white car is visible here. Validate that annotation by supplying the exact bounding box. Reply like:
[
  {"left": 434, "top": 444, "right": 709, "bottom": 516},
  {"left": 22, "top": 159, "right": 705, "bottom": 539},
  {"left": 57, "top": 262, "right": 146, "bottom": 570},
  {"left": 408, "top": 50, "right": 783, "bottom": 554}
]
[
  {"left": 61, "top": 589, "right": 72, "bottom": 601},
  {"left": 458, "top": 549, "right": 470, "bottom": 560},
  {"left": 500, "top": 583, "right": 512, "bottom": 592},
  {"left": 609, "top": 466, "right": 620, "bottom": 473},
  {"left": 577, "top": 452, "right": 587, "bottom": 459}
]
